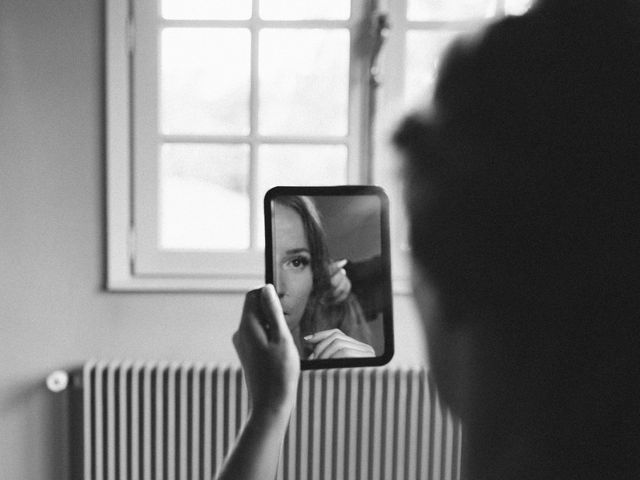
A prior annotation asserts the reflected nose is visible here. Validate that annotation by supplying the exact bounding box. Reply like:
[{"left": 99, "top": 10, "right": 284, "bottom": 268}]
[{"left": 274, "top": 268, "right": 286, "bottom": 298}]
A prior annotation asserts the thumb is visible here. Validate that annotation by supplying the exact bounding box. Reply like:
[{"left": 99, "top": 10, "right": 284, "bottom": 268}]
[{"left": 259, "top": 284, "right": 289, "bottom": 342}]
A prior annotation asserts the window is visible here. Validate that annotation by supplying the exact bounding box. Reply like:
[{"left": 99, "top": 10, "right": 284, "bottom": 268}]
[
  {"left": 107, "top": 0, "right": 532, "bottom": 291},
  {"left": 374, "top": 0, "right": 533, "bottom": 292}
]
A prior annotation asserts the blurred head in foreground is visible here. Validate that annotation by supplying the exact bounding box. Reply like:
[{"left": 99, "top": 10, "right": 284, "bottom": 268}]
[{"left": 393, "top": 1, "right": 640, "bottom": 477}]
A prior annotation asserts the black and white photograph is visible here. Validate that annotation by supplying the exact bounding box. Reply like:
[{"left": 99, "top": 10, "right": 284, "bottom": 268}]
[
  {"left": 2, "top": 0, "right": 639, "bottom": 479},
  {"left": 268, "top": 189, "right": 392, "bottom": 364}
]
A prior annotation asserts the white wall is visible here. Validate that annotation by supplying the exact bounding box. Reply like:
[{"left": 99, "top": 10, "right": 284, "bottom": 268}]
[{"left": 0, "top": 1, "right": 428, "bottom": 478}]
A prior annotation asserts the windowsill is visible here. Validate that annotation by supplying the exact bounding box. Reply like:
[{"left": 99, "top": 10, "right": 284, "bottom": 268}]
[
  {"left": 106, "top": 275, "right": 262, "bottom": 293},
  {"left": 106, "top": 273, "right": 412, "bottom": 294}
]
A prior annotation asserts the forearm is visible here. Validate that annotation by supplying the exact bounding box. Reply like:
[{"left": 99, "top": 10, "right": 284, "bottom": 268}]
[
  {"left": 222, "top": 285, "right": 300, "bottom": 480},
  {"left": 215, "top": 405, "right": 293, "bottom": 480}
]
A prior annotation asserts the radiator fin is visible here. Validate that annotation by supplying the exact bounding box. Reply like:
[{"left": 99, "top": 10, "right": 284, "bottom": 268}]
[{"left": 75, "top": 362, "right": 462, "bottom": 480}]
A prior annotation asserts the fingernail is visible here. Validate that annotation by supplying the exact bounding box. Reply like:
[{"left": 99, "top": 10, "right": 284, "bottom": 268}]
[
  {"left": 337, "top": 259, "right": 347, "bottom": 267},
  {"left": 304, "top": 334, "right": 313, "bottom": 341}
]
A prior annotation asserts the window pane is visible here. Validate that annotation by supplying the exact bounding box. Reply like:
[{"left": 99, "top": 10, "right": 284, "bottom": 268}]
[
  {"left": 260, "top": 0, "right": 350, "bottom": 20},
  {"left": 162, "top": 0, "right": 251, "bottom": 20},
  {"left": 161, "top": 28, "right": 250, "bottom": 135},
  {"left": 407, "top": 0, "right": 497, "bottom": 20},
  {"left": 257, "top": 144, "right": 348, "bottom": 194},
  {"left": 504, "top": 0, "right": 533, "bottom": 15},
  {"left": 256, "top": 144, "right": 348, "bottom": 246},
  {"left": 259, "top": 29, "right": 349, "bottom": 136},
  {"left": 160, "top": 144, "right": 250, "bottom": 250},
  {"left": 405, "top": 30, "right": 459, "bottom": 107}
]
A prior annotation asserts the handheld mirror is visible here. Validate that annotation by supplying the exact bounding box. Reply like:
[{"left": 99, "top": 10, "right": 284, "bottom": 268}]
[{"left": 265, "top": 186, "right": 394, "bottom": 370}]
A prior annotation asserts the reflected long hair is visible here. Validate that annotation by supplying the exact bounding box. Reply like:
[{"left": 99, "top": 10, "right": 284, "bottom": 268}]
[{"left": 274, "top": 196, "right": 371, "bottom": 357}]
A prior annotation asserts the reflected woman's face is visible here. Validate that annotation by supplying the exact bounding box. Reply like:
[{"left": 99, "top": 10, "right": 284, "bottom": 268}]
[{"left": 274, "top": 205, "right": 313, "bottom": 331}]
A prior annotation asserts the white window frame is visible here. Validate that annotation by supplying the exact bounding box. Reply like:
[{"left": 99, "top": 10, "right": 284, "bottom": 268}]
[
  {"left": 107, "top": 0, "right": 375, "bottom": 291},
  {"left": 107, "top": 0, "right": 529, "bottom": 292}
]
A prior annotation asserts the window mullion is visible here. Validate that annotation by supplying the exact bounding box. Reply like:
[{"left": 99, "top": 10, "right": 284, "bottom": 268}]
[
  {"left": 255, "top": 19, "right": 351, "bottom": 29},
  {"left": 347, "top": 0, "right": 368, "bottom": 183},
  {"left": 249, "top": 0, "right": 260, "bottom": 249},
  {"left": 161, "top": 134, "right": 349, "bottom": 144},
  {"left": 131, "top": 0, "right": 162, "bottom": 276},
  {"left": 406, "top": 18, "right": 498, "bottom": 29},
  {"left": 161, "top": 135, "right": 251, "bottom": 144},
  {"left": 160, "top": 19, "right": 350, "bottom": 29},
  {"left": 384, "top": 0, "right": 408, "bottom": 106},
  {"left": 160, "top": 19, "right": 252, "bottom": 28}
]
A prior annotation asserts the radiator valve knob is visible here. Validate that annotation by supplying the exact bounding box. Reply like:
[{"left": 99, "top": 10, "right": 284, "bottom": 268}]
[{"left": 47, "top": 370, "right": 69, "bottom": 392}]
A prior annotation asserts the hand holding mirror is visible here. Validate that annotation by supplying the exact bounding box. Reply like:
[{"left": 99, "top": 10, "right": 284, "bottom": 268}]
[{"left": 265, "top": 186, "right": 394, "bottom": 370}]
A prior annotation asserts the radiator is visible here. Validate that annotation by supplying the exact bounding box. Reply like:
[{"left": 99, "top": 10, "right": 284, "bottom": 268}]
[{"left": 53, "top": 361, "right": 462, "bottom": 480}]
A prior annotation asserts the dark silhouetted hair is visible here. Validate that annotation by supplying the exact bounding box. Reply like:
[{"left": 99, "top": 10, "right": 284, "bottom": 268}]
[{"left": 393, "top": 1, "right": 639, "bottom": 471}]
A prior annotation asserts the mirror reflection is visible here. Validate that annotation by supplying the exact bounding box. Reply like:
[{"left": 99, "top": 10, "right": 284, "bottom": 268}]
[{"left": 271, "top": 193, "right": 388, "bottom": 361}]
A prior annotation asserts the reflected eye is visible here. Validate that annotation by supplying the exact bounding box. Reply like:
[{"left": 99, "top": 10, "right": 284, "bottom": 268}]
[{"left": 284, "top": 255, "right": 310, "bottom": 271}]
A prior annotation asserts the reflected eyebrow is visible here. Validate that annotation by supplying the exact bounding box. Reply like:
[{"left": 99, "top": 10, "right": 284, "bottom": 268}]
[{"left": 285, "top": 248, "right": 310, "bottom": 255}]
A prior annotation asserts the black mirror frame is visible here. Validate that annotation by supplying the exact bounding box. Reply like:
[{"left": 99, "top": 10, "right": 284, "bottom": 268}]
[{"left": 264, "top": 185, "right": 394, "bottom": 370}]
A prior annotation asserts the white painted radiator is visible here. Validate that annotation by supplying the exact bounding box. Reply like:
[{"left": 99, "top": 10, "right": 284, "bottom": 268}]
[{"left": 56, "top": 361, "right": 462, "bottom": 480}]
